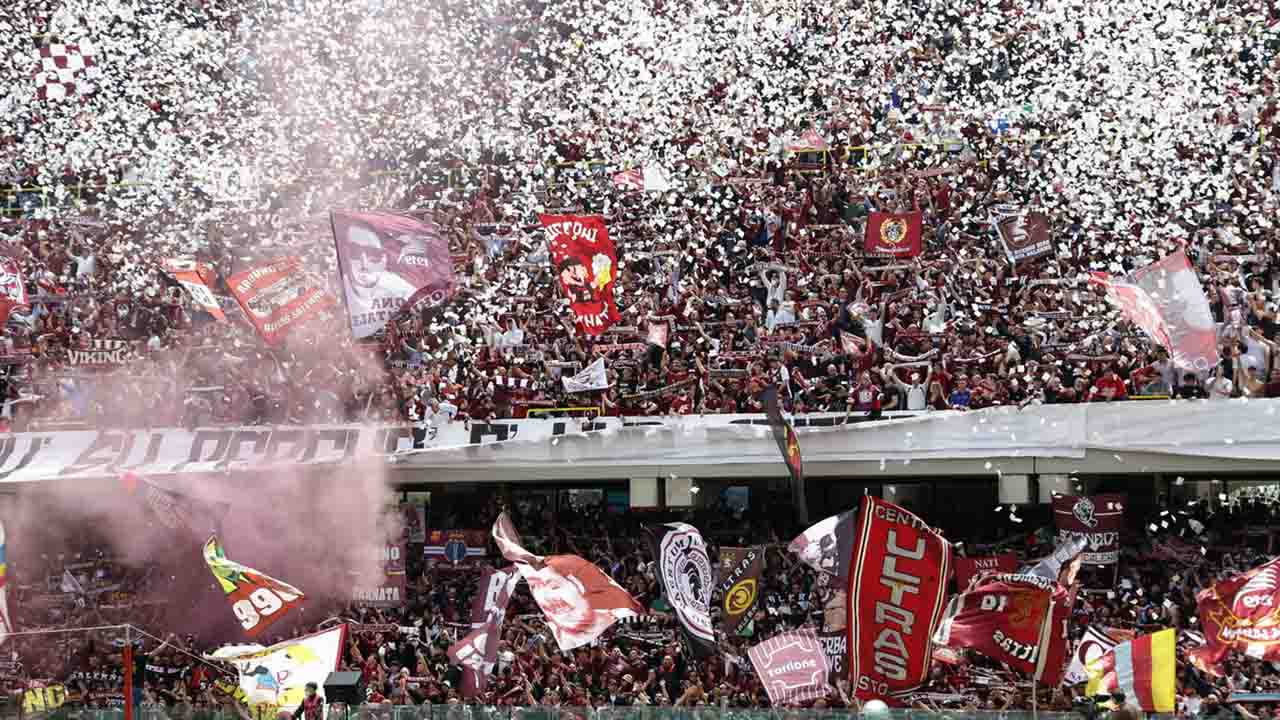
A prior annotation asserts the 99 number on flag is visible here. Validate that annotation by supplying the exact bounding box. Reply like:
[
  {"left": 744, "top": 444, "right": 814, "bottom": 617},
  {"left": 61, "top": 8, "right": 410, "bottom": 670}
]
[{"left": 233, "top": 587, "right": 299, "bottom": 631}]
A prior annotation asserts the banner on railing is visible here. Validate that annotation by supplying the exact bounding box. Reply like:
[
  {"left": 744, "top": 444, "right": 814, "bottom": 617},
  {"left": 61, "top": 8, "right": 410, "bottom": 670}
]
[
  {"left": 66, "top": 338, "right": 134, "bottom": 367},
  {"left": 352, "top": 541, "right": 406, "bottom": 608},
  {"left": 425, "top": 530, "right": 488, "bottom": 564}
]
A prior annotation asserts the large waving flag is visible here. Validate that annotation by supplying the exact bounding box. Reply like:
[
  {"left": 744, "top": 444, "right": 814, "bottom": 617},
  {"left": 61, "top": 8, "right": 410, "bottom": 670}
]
[
  {"left": 933, "top": 573, "right": 1073, "bottom": 686},
  {"left": 540, "top": 215, "right": 619, "bottom": 336},
  {"left": 208, "top": 625, "right": 345, "bottom": 717},
  {"left": 492, "top": 513, "right": 642, "bottom": 651},
  {"left": 847, "top": 496, "right": 952, "bottom": 703},
  {"left": 0, "top": 522, "right": 11, "bottom": 645},
  {"left": 204, "top": 535, "right": 304, "bottom": 639},
  {"left": 331, "top": 211, "right": 455, "bottom": 339},
  {"left": 1089, "top": 250, "right": 1218, "bottom": 372},
  {"left": 449, "top": 566, "right": 520, "bottom": 698},
  {"left": 1085, "top": 629, "right": 1176, "bottom": 712},
  {"left": 645, "top": 523, "right": 716, "bottom": 656},
  {"left": 1194, "top": 555, "right": 1280, "bottom": 669}
]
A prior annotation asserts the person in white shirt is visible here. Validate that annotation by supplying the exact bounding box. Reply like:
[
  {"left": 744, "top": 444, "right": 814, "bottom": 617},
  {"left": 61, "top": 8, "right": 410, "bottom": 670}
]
[
  {"left": 757, "top": 265, "right": 787, "bottom": 308},
  {"left": 765, "top": 299, "right": 795, "bottom": 333},
  {"left": 887, "top": 361, "right": 932, "bottom": 411},
  {"left": 1208, "top": 360, "right": 1234, "bottom": 400}
]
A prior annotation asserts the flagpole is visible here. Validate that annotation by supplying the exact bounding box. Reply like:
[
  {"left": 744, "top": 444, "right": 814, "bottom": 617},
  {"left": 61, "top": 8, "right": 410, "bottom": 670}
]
[
  {"left": 123, "top": 625, "right": 133, "bottom": 720},
  {"left": 1031, "top": 598, "right": 1056, "bottom": 720}
]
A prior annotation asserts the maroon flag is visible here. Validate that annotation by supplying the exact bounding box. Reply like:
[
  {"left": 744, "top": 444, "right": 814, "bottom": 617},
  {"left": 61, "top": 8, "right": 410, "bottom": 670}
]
[
  {"left": 748, "top": 627, "right": 830, "bottom": 706},
  {"left": 0, "top": 257, "right": 29, "bottom": 328},
  {"left": 954, "top": 553, "right": 1019, "bottom": 589},
  {"left": 933, "top": 573, "right": 1073, "bottom": 685},
  {"left": 1051, "top": 494, "right": 1125, "bottom": 564},
  {"left": 992, "top": 209, "right": 1053, "bottom": 263},
  {"left": 846, "top": 496, "right": 952, "bottom": 702},
  {"left": 540, "top": 215, "right": 619, "bottom": 335},
  {"left": 1089, "top": 251, "right": 1218, "bottom": 372},
  {"left": 226, "top": 257, "right": 335, "bottom": 344},
  {"left": 332, "top": 211, "right": 455, "bottom": 339},
  {"left": 864, "top": 212, "right": 923, "bottom": 257},
  {"left": 448, "top": 566, "right": 520, "bottom": 698},
  {"left": 1195, "top": 557, "right": 1280, "bottom": 670}
]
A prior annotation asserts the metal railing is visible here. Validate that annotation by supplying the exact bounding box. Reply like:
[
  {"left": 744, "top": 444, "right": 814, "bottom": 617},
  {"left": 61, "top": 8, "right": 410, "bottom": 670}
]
[{"left": 7, "top": 706, "right": 1129, "bottom": 720}]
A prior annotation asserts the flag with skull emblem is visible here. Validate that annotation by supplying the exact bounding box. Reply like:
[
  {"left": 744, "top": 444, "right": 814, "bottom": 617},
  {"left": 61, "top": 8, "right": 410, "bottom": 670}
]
[
  {"left": 645, "top": 523, "right": 716, "bottom": 656},
  {"left": 1051, "top": 494, "right": 1125, "bottom": 564},
  {"left": 540, "top": 214, "right": 619, "bottom": 336}
]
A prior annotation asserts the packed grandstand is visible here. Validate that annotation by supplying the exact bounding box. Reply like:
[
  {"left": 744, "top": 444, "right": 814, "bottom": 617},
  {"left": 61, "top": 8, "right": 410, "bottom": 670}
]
[{"left": 1, "top": 0, "right": 1280, "bottom": 717}]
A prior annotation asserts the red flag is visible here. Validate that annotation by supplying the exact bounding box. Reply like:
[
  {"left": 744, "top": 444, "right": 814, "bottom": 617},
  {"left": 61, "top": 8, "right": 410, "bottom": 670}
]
[
  {"left": 748, "top": 627, "right": 830, "bottom": 706},
  {"left": 954, "top": 553, "right": 1019, "bottom": 589},
  {"left": 846, "top": 496, "right": 952, "bottom": 702},
  {"left": 162, "top": 259, "right": 224, "bottom": 321},
  {"left": 449, "top": 566, "right": 520, "bottom": 698},
  {"left": 1051, "top": 494, "right": 1125, "bottom": 565},
  {"left": 331, "top": 211, "right": 455, "bottom": 339},
  {"left": 1195, "top": 556, "right": 1280, "bottom": 670},
  {"left": 0, "top": 257, "right": 29, "bottom": 328},
  {"left": 226, "top": 257, "right": 334, "bottom": 344},
  {"left": 864, "top": 212, "right": 923, "bottom": 257},
  {"left": 933, "top": 573, "right": 1073, "bottom": 685},
  {"left": 1089, "top": 250, "right": 1218, "bottom": 372},
  {"left": 540, "top": 215, "right": 619, "bottom": 335}
]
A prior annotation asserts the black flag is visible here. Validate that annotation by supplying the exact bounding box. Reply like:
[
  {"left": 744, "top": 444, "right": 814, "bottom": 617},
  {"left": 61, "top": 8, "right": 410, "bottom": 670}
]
[{"left": 762, "top": 384, "right": 806, "bottom": 524}]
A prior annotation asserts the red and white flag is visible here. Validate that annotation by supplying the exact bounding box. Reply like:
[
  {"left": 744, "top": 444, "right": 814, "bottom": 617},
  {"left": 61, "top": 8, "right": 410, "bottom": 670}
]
[
  {"left": 748, "top": 627, "right": 830, "bottom": 706},
  {"left": 933, "top": 573, "right": 1073, "bottom": 686},
  {"left": 1194, "top": 556, "right": 1280, "bottom": 669},
  {"left": 332, "top": 211, "right": 455, "bottom": 338},
  {"left": 1090, "top": 250, "right": 1218, "bottom": 372},
  {"left": 162, "top": 258, "right": 224, "bottom": 321},
  {"left": 541, "top": 215, "right": 620, "bottom": 336},
  {"left": 613, "top": 166, "right": 669, "bottom": 193},
  {"left": 226, "top": 257, "right": 335, "bottom": 344},
  {"left": 846, "top": 496, "right": 952, "bottom": 702},
  {"left": 34, "top": 42, "right": 97, "bottom": 101},
  {"left": 491, "top": 513, "right": 642, "bottom": 651},
  {"left": 0, "top": 257, "right": 29, "bottom": 328},
  {"left": 449, "top": 566, "right": 520, "bottom": 698}
]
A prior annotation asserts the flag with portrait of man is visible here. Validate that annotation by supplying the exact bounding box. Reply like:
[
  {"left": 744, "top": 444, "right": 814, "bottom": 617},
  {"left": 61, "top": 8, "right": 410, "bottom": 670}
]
[{"left": 331, "top": 211, "right": 455, "bottom": 338}]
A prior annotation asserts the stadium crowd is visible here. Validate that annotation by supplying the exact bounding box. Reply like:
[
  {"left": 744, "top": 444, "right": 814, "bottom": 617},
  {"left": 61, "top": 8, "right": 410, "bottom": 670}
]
[
  {"left": 6, "top": 492, "right": 1280, "bottom": 718},
  {"left": 2, "top": 0, "right": 1279, "bottom": 429}
]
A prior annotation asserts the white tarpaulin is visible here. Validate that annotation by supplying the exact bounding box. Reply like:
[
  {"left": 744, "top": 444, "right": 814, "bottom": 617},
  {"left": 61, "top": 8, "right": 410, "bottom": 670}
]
[
  {"left": 398, "top": 400, "right": 1280, "bottom": 469},
  {"left": 0, "top": 400, "right": 1277, "bottom": 481}
]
